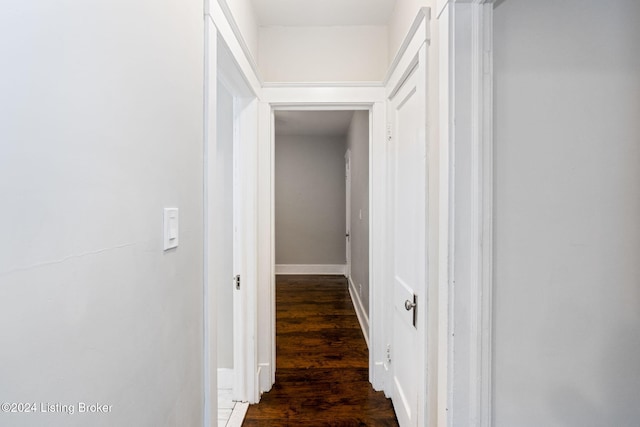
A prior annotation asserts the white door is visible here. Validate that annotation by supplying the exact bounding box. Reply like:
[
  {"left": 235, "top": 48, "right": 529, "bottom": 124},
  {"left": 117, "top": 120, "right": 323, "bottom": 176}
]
[
  {"left": 388, "top": 55, "right": 427, "bottom": 426},
  {"left": 212, "top": 33, "right": 259, "bottom": 404},
  {"left": 231, "top": 95, "right": 243, "bottom": 398},
  {"left": 345, "top": 150, "right": 352, "bottom": 278},
  {"left": 214, "top": 79, "right": 244, "bottom": 399}
]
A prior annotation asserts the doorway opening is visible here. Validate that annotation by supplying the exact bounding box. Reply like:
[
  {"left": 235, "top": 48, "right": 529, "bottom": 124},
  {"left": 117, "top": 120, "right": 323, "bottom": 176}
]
[
  {"left": 270, "top": 108, "right": 371, "bottom": 371},
  {"left": 243, "top": 109, "right": 398, "bottom": 423},
  {"left": 256, "top": 98, "right": 388, "bottom": 404},
  {"left": 273, "top": 109, "right": 370, "bottom": 346}
]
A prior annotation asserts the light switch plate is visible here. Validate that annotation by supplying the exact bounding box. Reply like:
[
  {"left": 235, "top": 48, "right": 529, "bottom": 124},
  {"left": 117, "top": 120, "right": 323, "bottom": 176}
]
[{"left": 163, "top": 208, "right": 179, "bottom": 250}]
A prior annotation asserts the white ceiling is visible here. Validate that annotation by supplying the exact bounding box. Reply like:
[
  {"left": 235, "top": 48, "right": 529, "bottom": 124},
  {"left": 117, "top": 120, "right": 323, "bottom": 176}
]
[
  {"left": 251, "top": 0, "right": 397, "bottom": 26},
  {"left": 275, "top": 111, "right": 355, "bottom": 137}
]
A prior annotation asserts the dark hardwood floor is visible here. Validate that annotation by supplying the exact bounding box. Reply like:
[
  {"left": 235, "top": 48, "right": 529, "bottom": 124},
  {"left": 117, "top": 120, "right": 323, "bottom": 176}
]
[{"left": 243, "top": 275, "right": 399, "bottom": 426}]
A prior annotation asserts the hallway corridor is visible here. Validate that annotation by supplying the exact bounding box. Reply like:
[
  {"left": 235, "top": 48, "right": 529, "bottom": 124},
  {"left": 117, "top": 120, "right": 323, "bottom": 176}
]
[{"left": 243, "top": 275, "right": 398, "bottom": 426}]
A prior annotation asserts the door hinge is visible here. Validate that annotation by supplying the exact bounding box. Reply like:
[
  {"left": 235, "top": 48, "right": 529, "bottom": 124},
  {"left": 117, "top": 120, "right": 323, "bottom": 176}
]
[
  {"left": 386, "top": 344, "right": 392, "bottom": 364},
  {"left": 234, "top": 274, "right": 241, "bottom": 290},
  {"left": 386, "top": 123, "right": 393, "bottom": 142}
]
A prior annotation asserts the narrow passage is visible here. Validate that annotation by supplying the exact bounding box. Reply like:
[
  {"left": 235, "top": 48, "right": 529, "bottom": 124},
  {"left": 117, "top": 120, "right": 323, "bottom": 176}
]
[{"left": 243, "top": 275, "right": 399, "bottom": 426}]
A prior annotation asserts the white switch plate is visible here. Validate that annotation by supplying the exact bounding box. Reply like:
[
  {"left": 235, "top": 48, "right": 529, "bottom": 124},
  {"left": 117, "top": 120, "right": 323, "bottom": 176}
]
[{"left": 163, "top": 208, "right": 179, "bottom": 250}]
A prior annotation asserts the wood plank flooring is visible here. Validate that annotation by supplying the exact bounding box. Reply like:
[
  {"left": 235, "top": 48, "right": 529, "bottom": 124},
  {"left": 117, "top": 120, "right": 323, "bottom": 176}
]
[{"left": 243, "top": 275, "right": 399, "bottom": 426}]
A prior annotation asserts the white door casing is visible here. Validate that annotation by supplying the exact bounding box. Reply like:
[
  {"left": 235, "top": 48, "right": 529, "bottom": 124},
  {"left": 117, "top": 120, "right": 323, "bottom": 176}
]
[
  {"left": 203, "top": 17, "right": 217, "bottom": 426},
  {"left": 437, "top": 2, "right": 495, "bottom": 426},
  {"left": 204, "top": 13, "right": 261, "bottom": 419},
  {"left": 387, "top": 47, "right": 429, "bottom": 426},
  {"left": 258, "top": 91, "right": 387, "bottom": 396}
]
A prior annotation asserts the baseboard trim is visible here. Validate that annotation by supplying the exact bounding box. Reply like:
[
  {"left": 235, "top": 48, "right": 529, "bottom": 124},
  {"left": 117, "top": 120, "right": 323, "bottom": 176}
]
[
  {"left": 258, "top": 363, "right": 272, "bottom": 394},
  {"left": 275, "top": 264, "right": 347, "bottom": 275},
  {"left": 217, "top": 368, "right": 234, "bottom": 390},
  {"left": 347, "top": 276, "right": 370, "bottom": 349},
  {"left": 374, "top": 361, "right": 387, "bottom": 393}
]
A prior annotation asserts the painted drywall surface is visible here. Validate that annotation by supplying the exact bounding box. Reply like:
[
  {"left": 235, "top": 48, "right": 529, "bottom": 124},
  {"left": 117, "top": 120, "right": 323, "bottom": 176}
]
[
  {"left": 258, "top": 26, "right": 388, "bottom": 82},
  {"left": 223, "top": 0, "right": 259, "bottom": 61},
  {"left": 275, "top": 135, "right": 347, "bottom": 265},
  {"left": 0, "top": 1, "right": 204, "bottom": 426},
  {"left": 346, "top": 111, "right": 370, "bottom": 315},
  {"left": 256, "top": 3, "right": 435, "bottom": 83},
  {"left": 388, "top": 0, "right": 429, "bottom": 62},
  {"left": 493, "top": 0, "right": 640, "bottom": 425},
  {"left": 215, "top": 82, "right": 234, "bottom": 369}
]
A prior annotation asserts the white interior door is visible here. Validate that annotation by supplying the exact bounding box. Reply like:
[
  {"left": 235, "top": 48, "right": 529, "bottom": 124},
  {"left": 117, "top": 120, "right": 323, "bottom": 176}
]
[
  {"left": 212, "top": 78, "right": 243, "bottom": 401},
  {"left": 231, "top": 95, "right": 243, "bottom": 399},
  {"left": 388, "top": 57, "right": 427, "bottom": 426},
  {"left": 214, "top": 35, "right": 259, "bottom": 404}
]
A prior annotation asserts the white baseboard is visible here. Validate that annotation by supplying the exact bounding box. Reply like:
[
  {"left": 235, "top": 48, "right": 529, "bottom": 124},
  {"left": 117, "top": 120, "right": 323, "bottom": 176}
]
[
  {"left": 217, "top": 368, "right": 234, "bottom": 390},
  {"left": 258, "top": 363, "right": 272, "bottom": 394},
  {"left": 275, "top": 264, "right": 346, "bottom": 275},
  {"left": 375, "top": 361, "right": 387, "bottom": 393},
  {"left": 347, "top": 276, "right": 370, "bottom": 349}
]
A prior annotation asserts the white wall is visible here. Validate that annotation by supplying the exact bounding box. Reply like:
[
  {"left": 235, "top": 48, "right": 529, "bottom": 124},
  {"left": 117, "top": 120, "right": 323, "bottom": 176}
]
[
  {"left": 493, "top": 0, "right": 640, "bottom": 425},
  {"left": 258, "top": 26, "right": 389, "bottom": 82},
  {"left": 346, "top": 111, "right": 370, "bottom": 313},
  {"left": 221, "top": 0, "right": 438, "bottom": 83},
  {"left": 222, "top": 0, "right": 259, "bottom": 62},
  {"left": 215, "top": 82, "right": 234, "bottom": 370},
  {"left": 0, "top": 1, "right": 204, "bottom": 426},
  {"left": 275, "top": 135, "right": 347, "bottom": 265}
]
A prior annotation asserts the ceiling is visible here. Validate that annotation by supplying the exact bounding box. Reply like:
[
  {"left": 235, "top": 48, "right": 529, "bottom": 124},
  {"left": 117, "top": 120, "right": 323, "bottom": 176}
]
[
  {"left": 251, "top": 0, "right": 397, "bottom": 26},
  {"left": 275, "top": 111, "right": 355, "bottom": 137}
]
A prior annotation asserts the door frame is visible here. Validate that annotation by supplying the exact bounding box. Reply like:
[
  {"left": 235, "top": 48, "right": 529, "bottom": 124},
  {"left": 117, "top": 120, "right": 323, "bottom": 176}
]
[
  {"left": 204, "top": 10, "right": 261, "bottom": 426},
  {"left": 257, "top": 85, "right": 388, "bottom": 394},
  {"left": 436, "top": 0, "right": 495, "bottom": 425},
  {"left": 257, "top": 10, "right": 435, "bottom": 424}
]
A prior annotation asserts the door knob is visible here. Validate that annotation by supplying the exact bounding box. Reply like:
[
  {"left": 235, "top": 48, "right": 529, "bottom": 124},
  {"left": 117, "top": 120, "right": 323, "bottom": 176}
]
[{"left": 404, "top": 299, "right": 416, "bottom": 310}]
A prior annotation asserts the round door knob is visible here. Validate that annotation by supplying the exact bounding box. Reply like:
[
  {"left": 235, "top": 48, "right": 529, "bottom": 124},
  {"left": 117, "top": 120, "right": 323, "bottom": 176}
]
[{"left": 404, "top": 299, "right": 416, "bottom": 310}]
